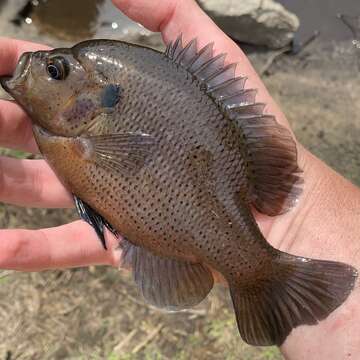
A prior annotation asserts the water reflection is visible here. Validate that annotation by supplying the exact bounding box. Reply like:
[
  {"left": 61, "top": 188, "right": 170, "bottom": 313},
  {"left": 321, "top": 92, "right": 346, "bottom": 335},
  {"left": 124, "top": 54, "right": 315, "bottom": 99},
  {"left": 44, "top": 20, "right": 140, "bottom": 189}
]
[
  {"left": 32, "top": 0, "right": 104, "bottom": 40},
  {"left": 7, "top": 0, "right": 145, "bottom": 42}
]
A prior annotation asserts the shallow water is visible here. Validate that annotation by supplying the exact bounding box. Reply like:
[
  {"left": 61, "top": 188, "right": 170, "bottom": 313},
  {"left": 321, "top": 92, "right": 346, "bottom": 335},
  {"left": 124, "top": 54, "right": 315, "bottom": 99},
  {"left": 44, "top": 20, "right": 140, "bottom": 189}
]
[
  {"left": 278, "top": 0, "right": 360, "bottom": 43},
  {"left": 5, "top": 0, "right": 145, "bottom": 42}
]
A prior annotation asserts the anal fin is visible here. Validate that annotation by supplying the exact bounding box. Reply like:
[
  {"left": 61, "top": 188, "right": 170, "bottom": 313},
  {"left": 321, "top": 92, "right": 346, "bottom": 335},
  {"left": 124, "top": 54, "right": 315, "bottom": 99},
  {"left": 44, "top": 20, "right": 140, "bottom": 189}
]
[
  {"left": 121, "top": 239, "right": 214, "bottom": 310},
  {"left": 74, "top": 195, "right": 117, "bottom": 250}
]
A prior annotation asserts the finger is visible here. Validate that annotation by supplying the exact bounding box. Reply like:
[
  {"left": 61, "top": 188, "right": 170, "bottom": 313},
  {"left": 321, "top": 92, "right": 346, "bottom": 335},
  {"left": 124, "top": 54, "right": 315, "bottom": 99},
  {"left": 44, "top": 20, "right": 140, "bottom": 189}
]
[
  {"left": 0, "top": 157, "right": 73, "bottom": 208},
  {"left": 0, "top": 37, "right": 50, "bottom": 76},
  {"left": 0, "top": 221, "right": 226, "bottom": 283},
  {"left": 0, "top": 220, "right": 122, "bottom": 271},
  {"left": 112, "top": 0, "right": 290, "bottom": 128},
  {"left": 0, "top": 100, "right": 38, "bottom": 153}
]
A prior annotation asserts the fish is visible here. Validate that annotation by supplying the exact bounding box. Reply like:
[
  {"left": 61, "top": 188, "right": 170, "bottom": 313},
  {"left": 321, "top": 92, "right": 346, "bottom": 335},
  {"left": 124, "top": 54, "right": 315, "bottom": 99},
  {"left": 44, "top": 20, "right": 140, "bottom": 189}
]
[{"left": 0, "top": 36, "right": 357, "bottom": 346}]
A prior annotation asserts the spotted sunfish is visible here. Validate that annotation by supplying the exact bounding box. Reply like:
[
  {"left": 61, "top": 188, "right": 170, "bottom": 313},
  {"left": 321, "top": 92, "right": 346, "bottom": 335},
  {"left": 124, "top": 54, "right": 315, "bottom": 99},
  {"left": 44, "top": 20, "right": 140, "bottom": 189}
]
[{"left": 1, "top": 37, "right": 357, "bottom": 346}]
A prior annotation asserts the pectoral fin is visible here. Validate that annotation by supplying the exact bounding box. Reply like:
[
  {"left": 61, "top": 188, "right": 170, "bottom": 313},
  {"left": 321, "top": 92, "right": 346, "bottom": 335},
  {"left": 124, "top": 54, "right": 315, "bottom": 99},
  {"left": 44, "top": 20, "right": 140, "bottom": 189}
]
[
  {"left": 86, "top": 132, "right": 156, "bottom": 176},
  {"left": 74, "top": 195, "right": 117, "bottom": 250}
]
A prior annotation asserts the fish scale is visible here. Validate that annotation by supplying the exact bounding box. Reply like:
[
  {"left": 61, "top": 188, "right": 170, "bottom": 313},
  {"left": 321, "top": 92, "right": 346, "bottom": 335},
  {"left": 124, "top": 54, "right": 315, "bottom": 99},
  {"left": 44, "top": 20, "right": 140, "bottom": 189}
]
[{"left": 1, "top": 36, "right": 357, "bottom": 347}]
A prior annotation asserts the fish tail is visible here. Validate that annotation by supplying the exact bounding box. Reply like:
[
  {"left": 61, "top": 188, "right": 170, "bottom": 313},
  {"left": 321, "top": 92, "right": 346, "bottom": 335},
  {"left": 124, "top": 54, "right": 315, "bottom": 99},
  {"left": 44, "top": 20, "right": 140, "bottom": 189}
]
[{"left": 229, "top": 252, "right": 357, "bottom": 346}]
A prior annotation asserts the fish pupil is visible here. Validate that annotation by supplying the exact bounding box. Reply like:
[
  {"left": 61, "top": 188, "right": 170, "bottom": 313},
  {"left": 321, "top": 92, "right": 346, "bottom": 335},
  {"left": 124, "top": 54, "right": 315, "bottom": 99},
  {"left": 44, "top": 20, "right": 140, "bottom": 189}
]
[
  {"left": 47, "top": 64, "right": 61, "bottom": 80},
  {"left": 46, "top": 57, "right": 69, "bottom": 80}
]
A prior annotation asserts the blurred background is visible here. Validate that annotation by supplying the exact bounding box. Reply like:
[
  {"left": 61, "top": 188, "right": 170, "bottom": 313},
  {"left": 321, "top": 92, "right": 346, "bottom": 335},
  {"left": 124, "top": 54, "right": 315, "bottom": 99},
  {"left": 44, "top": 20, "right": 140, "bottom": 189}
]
[{"left": 0, "top": 0, "right": 359, "bottom": 359}]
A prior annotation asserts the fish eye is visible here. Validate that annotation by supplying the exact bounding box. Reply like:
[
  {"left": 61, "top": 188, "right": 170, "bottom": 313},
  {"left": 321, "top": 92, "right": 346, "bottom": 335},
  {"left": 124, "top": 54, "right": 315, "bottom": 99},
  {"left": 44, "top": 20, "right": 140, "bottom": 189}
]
[{"left": 46, "top": 57, "right": 69, "bottom": 80}]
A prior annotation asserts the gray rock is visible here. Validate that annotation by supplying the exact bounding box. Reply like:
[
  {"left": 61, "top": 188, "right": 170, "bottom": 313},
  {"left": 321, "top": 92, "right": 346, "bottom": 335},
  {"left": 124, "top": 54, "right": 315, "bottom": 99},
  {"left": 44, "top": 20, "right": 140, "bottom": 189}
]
[{"left": 198, "top": 0, "right": 300, "bottom": 49}]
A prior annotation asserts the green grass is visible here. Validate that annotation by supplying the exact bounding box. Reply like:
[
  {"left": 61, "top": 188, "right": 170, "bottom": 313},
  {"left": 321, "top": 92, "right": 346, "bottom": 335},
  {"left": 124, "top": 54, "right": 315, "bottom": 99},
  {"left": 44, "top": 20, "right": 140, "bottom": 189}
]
[{"left": 0, "top": 147, "right": 31, "bottom": 159}]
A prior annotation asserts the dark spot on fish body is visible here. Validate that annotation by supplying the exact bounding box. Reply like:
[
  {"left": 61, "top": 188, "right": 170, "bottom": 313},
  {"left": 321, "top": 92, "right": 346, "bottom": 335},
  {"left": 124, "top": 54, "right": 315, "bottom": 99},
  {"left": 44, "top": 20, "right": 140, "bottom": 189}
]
[{"left": 101, "top": 84, "right": 122, "bottom": 109}]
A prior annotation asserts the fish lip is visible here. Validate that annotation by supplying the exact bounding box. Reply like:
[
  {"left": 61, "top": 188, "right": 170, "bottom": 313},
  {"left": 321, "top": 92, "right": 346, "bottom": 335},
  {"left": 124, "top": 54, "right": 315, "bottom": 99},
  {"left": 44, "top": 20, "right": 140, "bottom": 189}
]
[
  {"left": 0, "top": 52, "right": 32, "bottom": 94},
  {"left": 12, "top": 52, "right": 32, "bottom": 81}
]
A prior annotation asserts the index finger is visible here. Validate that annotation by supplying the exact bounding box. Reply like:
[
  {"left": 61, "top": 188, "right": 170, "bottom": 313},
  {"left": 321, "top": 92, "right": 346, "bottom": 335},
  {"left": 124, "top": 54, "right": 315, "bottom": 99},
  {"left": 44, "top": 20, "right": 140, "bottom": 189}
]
[
  {"left": 0, "top": 37, "right": 50, "bottom": 76},
  {"left": 0, "top": 220, "right": 121, "bottom": 271}
]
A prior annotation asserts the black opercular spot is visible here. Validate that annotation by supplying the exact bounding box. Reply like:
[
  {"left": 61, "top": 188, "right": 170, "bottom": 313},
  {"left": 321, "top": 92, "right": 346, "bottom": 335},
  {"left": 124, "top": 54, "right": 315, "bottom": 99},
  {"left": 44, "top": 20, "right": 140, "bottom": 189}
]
[{"left": 101, "top": 84, "right": 122, "bottom": 108}]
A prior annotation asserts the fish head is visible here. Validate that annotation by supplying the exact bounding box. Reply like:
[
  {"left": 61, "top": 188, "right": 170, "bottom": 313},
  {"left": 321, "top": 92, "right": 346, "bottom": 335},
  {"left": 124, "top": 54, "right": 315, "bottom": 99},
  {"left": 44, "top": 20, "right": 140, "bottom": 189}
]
[{"left": 0, "top": 46, "right": 119, "bottom": 137}]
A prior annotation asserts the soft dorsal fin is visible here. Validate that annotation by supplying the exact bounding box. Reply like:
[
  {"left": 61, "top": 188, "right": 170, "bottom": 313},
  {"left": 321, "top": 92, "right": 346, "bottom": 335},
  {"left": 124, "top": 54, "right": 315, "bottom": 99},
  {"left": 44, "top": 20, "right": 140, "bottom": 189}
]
[{"left": 165, "top": 35, "right": 302, "bottom": 216}]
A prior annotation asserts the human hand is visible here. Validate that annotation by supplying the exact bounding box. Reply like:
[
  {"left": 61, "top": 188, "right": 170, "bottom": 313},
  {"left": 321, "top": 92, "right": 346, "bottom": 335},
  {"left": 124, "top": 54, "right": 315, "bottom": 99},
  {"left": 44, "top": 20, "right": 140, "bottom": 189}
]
[
  {"left": 0, "top": 1, "right": 359, "bottom": 358},
  {"left": 0, "top": 39, "right": 123, "bottom": 270}
]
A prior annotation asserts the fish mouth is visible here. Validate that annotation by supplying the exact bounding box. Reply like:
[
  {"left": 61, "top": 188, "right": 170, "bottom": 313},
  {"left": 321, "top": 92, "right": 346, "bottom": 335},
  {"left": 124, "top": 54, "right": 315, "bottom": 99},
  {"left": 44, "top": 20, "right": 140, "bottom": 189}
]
[{"left": 0, "top": 52, "right": 32, "bottom": 95}]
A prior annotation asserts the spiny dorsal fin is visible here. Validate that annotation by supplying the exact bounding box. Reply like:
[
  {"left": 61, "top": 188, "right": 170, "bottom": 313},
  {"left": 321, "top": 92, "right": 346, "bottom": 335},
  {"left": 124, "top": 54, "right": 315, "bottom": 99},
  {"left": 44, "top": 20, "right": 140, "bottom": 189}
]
[{"left": 165, "top": 35, "right": 302, "bottom": 216}]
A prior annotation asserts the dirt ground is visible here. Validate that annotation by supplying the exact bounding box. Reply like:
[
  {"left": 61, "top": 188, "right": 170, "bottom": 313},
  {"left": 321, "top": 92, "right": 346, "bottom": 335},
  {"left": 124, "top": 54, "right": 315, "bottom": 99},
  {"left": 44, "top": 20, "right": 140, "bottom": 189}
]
[{"left": 0, "top": 1, "right": 359, "bottom": 360}]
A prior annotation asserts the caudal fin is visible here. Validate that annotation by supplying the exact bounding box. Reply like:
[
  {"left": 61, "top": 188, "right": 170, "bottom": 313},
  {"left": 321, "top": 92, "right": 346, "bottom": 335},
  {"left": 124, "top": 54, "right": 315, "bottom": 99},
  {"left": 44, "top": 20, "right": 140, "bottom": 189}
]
[{"left": 230, "top": 254, "right": 357, "bottom": 346}]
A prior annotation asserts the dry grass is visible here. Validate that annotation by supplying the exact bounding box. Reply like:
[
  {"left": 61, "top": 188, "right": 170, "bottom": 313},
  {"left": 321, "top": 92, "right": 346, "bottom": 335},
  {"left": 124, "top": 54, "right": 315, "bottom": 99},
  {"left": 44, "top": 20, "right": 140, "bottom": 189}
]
[{"left": 0, "top": 205, "right": 282, "bottom": 360}]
